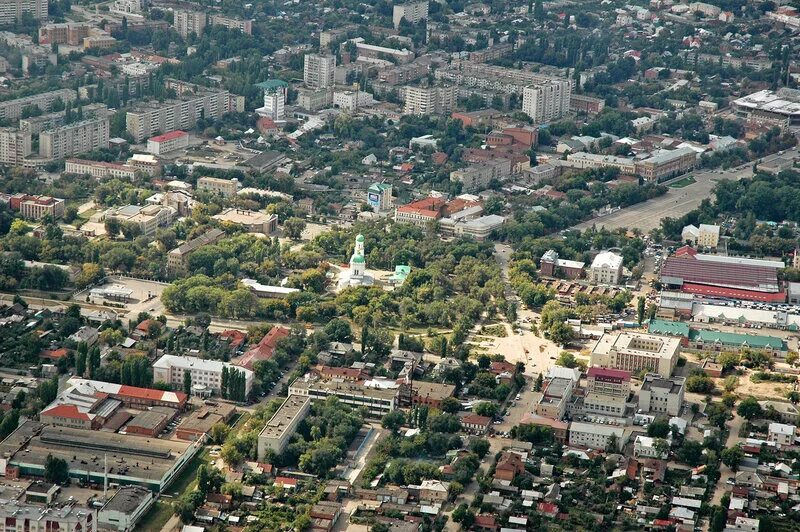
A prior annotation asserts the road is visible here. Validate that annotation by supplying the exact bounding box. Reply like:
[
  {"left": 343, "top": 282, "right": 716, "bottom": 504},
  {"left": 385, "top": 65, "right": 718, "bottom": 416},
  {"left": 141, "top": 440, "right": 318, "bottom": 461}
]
[
  {"left": 570, "top": 162, "right": 761, "bottom": 233},
  {"left": 709, "top": 411, "right": 745, "bottom": 506}
]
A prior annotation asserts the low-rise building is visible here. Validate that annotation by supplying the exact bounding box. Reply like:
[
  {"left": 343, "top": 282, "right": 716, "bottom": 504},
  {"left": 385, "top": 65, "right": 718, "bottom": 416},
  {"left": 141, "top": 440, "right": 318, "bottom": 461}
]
[
  {"left": 106, "top": 204, "right": 175, "bottom": 236},
  {"left": 198, "top": 176, "right": 240, "bottom": 197},
  {"left": 768, "top": 422, "right": 796, "bottom": 447},
  {"left": 289, "top": 376, "right": 400, "bottom": 417},
  {"left": 568, "top": 421, "right": 627, "bottom": 451},
  {"left": 146, "top": 130, "right": 189, "bottom": 155},
  {"left": 98, "top": 486, "right": 154, "bottom": 531},
  {"left": 167, "top": 228, "right": 226, "bottom": 275},
  {"left": 65, "top": 158, "right": 138, "bottom": 180},
  {"left": 153, "top": 355, "right": 253, "bottom": 397},
  {"left": 257, "top": 395, "right": 311, "bottom": 458},
  {"left": 589, "top": 251, "right": 624, "bottom": 285},
  {"left": 212, "top": 208, "right": 278, "bottom": 234},
  {"left": 450, "top": 158, "right": 512, "bottom": 192},
  {"left": 539, "top": 249, "right": 585, "bottom": 279},
  {"left": 681, "top": 223, "right": 720, "bottom": 248},
  {"left": 13, "top": 195, "right": 65, "bottom": 220},
  {"left": 633, "top": 435, "right": 668, "bottom": 459},
  {"left": 536, "top": 376, "right": 574, "bottom": 420},
  {"left": 638, "top": 373, "right": 685, "bottom": 416}
]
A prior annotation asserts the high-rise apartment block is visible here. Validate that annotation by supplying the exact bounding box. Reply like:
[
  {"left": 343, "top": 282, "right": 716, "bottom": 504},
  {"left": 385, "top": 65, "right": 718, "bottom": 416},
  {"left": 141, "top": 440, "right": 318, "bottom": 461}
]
[
  {"left": 173, "top": 10, "right": 207, "bottom": 39},
  {"left": 403, "top": 85, "right": 456, "bottom": 115},
  {"left": 303, "top": 54, "right": 336, "bottom": 89},
  {"left": 209, "top": 14, "right": 252, "bottom": 35},
  {"left": 125, "top": 90, "right": 233, "bottom": 142},
  {"left": 522, "top": 80, "right": 572, "bottom": 123},
  {"left": 39, "top": 116, "right": 110, "bottom": 160},
  {"left": 0, "top": 128, "right": 32, "bottom": 165},
  {"left": 393, "top": 0, "right": 429, "bottom": 28},
  {"left": 0, "top": 0, "right": 48, "bottom": 25},
  {"left": 255, "top": 80, "right": 289, "bottom": 121},
  {"left": 0, "top": 89, "right": 77, "bottom": 122}
]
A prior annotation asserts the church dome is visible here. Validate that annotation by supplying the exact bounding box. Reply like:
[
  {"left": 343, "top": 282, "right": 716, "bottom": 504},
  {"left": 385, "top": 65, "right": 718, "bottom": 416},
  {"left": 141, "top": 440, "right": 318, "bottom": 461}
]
[
  {"left": 351, "top": 254, "right": 365, "bottom": 264},
  {"left": 356, "top": 234, "right": 365, "bottom": 242}
]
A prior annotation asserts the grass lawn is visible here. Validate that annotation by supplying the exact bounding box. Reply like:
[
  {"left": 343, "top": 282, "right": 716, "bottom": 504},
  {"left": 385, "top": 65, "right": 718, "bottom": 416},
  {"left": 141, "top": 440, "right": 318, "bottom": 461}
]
[
  {"left": 164, "top": 448, "right": 211, "bottom": 496},
  {"left": 669, "top": 176, "right": 696, "bottom": 188},
  {"left": 136, "top": 501, "right": 173, "bottom": 531}
]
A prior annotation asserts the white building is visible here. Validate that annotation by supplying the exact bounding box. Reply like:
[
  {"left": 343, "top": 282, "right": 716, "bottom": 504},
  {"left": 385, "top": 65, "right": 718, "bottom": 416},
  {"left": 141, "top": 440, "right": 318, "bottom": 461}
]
[
  {"left": 173, "top": 9, "right": 206, "bottom": 39},
  {"left": 583, "top": 367, "right": 630, "bottom": 417},
  {"left": 393, "top": 0, "right": 429, "bottom": 28},
  {"left": 146, "top": 130, "right": 189, "bottom": 156},
  {"left": 589, "top": 251, "right": 624, "bottom": 285},
  {"left": 197, "top": 176, "right": 240, "bottom": 197},
  {"left": 768, "top": 422, "right": 796, "bottom": 447},
  {"left": 0, "top": 127, "right": 32, "bottom": 165},
  {"left": 633, "top": 435, "right": 668, "bottom": 459},
  {"left": 255, "top": 80, "right": 289, "bottom": 121},
  {"left": 303, "top": 54, "right": 336, "bottom": 89},
  {"left": 153, "top": 355, "right": 254, "bottom": 397},
  {"left": 333, "top": 90, "right": 374, "bottom": 111},
  {"left": 638, "top": 373, "right": 685, "bottom": 416},
  {"left": 98, "top": 486, "right": 154, "bottom": 532},
  {"left": 681, "top": 223, "right": 720, "bottom": 248},
  {"left": 257, "top": 395, "right": 311, "bottom": 459},
  {"left": 522, "top": 80, "right": 572, "bottom": 123},
  {"left": 39, "top": 116, "right": 110, "bottom": 160},
  {"left": 568, "top": 421, "right": 627, "bottom": 451},
  {"left": 403, "top": 85, "right": 456, "bottom": 115},
  {"left": 591, "top": 333, "right": 682, "bottom": 377}
]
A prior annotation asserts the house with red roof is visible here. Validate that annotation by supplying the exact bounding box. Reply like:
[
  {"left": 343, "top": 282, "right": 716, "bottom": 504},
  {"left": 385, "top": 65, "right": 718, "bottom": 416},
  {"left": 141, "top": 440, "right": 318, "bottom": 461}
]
[
  {"left": 235, "top": 325, "right": 290, "bottom": 370},
  {"left": 537, "top": 502, "right": 558, "bottom": 518},
  {"left": 494, "top": 452, "right": 525, "bottom": 482},
  {"left": 39, "top": 348, "right": 68, "bottom": 361},
  {"left": 474, "top": 514, "right": 499, "bottom": 531},
  {"left": 220, "top": 330, "right": 247, "bottom": 353},
  {"left": 40, "top": 404, "right": 96, "bottom": 430},
  {"left": 460, "top": 414, "right": 492, "bottom": 435},
  {"left": 274, "top": 476, "right": 298, "bottom": 490}
]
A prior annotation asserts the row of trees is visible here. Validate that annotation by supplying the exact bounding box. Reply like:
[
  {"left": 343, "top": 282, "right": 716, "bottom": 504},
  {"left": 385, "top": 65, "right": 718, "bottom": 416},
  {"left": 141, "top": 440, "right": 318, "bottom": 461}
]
[{"left": 221, "top": 366, "right": 248, "bottom": 402}]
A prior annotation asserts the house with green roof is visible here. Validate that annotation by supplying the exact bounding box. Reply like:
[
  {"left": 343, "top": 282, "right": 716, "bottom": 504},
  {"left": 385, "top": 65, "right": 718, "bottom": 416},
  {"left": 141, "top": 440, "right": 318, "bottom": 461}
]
[
  {"left": 687, "top": 329, "right": 787, "bottom": 355},
  {"left": 389, "top": 265, "right": 411, "bottom": 286},
  {"left": 647, "top": 320, "right": 690, "bottom": 342}
]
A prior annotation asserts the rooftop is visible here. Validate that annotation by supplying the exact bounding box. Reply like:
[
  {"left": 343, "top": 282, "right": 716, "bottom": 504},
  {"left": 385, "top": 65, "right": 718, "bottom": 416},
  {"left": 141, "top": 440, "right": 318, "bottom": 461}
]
[
  {"left": 258, "top": 395, "right": 311, "bottom": 441},
  {"left": 688, "top": 329, "right": 785, "bottom": 350},
  {"left": 101, "top": 486, "right": 152, "bottom": 514},
  {"left": 148, "top": 130, "right": 188, "bottom": 143}
]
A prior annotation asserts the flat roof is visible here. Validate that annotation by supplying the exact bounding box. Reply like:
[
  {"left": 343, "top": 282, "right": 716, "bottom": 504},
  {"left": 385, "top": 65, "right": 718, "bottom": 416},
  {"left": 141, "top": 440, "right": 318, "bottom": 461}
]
[
  {"left": 102, "top": 485, "right": 152, "bottom": 513},
  {"left": 290, "top": 377, "right": 400, "bottom": 400},
  {"left": 127, "top": 409, "right": 174, "bottom": 431},
  {"left": 258, "top": 395, "right": 311, "bottom": 440}
]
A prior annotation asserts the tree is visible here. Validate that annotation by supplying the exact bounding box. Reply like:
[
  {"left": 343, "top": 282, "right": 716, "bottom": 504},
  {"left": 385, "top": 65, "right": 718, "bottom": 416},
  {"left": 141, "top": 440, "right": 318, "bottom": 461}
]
[
  {"left": 104, "top": 217, "right": 121, "bottom": 238},
  {"left": 381, "top": 410, "right": 405, "bottom": 433},
  {"left": 452, "top": 503, "right": 475, "bottom": 527},
  {"left": 44, "top": 454, "right": 69, "bottom": 484},
  {"left": 555, "top": 351, "right": 578, "bottom": 368},
  {"left": 468, "top": 438, "right": 490, "bottom": 458},
  {"left": 721, "top": 445, "right": 744, "bottom": 470},
  {"left": 548, "top": 322, "right": 575, "bottom": 346},
  {"left": 736, "top": 396, "right": 763, "bottom": 420},
  {"left": 786, "top": 351, "right": 798, "bottom": 366},
  {"left": 717, "top": 352, "right": 740, "bottom": 370},
  {"left": 209, "top": 423, "right": 230, "bottom": 444},
  {"left": 637, "top": 296, "right": 645, "bottom": 325},
  {"left": 474, "top": 402, "right": 499, "bottom": 418},
  {"left": 675, "top": 440, "right": 704, "bottom": 466},
  {"left": 710, "top": 506, "right": 727, "bottom": 532},
  {"left": 38, "top": 377, "right": 59, "bottom": 405},
  {"left": 283, "top": 217, "right": 306, "bottom": 240},
  {"left": 686, "top": 373, "right": 714, "bottom": 393},
  {"left": 183, "top": 369, "right": 191, "bottom": 395},
  {"left": 323, "top": 318, "right": 352, "bottom": 342},
  {"left": 534, "top": 372, "right": 543, "bottom": 391},
  {"left": 647, "top": 418, "right": 670, "bottom": 438},
  {"left": 439, "top": 396, "right": 462, "bottom": 414},
  {"left": 788, "top": 391, "right": 800, "bottom": 404}
]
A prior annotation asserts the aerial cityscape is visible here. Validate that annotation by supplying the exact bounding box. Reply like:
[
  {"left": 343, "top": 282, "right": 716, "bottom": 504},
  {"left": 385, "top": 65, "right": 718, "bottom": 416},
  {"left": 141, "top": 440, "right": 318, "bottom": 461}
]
[{"left": 0, "top": 0, "right": 798, "bottom": 530}]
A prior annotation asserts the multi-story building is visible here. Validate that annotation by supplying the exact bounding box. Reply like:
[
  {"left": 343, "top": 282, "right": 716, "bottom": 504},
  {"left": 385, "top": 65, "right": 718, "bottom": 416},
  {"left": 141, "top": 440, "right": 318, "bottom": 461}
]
[
  {"left": 83, "top": 34, "right": 117, "bottom": 50},
  {"left": 19, "top": 195, "right": 65, "bottom": 220},
  {"left": 393, "top": 0, "right": 429, "bottom": 28},
  {"left": 111, "top": 0, "right": 144, "bottom": 16},
  {"left": 535, "top": 376, "right": 574, "bottom": 420},
  {"left": 153, "top": 355, "right": 254, "bottom": 397},
  {"left": 65, "top": 158, "right": 137, "bottom": 180},
  {"left": 394, "top": 197, "right": 447, "bottom": 227},
  {"left": 297, "top": 88, "right": 332, "bottom": 112},
  {"left": 106, "top": 204, "right": 175, "bottom": 236},
  {"left": 681, "top": 223, "right": 720, "bottom": 248},
  {"left": 0, "top": 501, "right": 95, "bottom": 531},
  {"left": 0, "top": 0, "right": 48, "bottom": 25},
  {"left": 566, "top": 152, "right": 636, "bottom": 174},
  {"left": 38, "top": 22, "right": 91, "bottom": 45},
  {"left": 333, "top": 90, "right": 374, "bottom": 111},
  {"left": 288, "top": 377, "right": 400, "bottom": 418},
  {"left": 20, "top": 103, "right": 108, "bottom": 136},
  {"left": 570, "top": 94, "right": 606, "bottom": 115},
  {"left": 257, "top": 395, "right": 311, "bottom": 459},
  {"left": 0, "top": 128, "right": 32, "bottom": 165},
  {"left": 539, "top": 249, "right": 584, "bottom": 279},
  {"left": 209, "top": 14, "right": 252, "bottom": 34},
  {"left": 767, "top": 422, "right": 796, "bottom": 447},
  {"left": 212, "top": 208, "right": 278, "bottom": 234},
  {"left": 591, "top": 333, "right": 682, "bottom": 377},
  {"left": 125, "top": 90, "right": 233, "bottom": 142},
  {"left": 353, "top": 40, "right": 414, "bottom": 63},
  {"left": 198, "top": 176, "right": 240, "bottom": 197},
  {"left": 568, "top": 421, "right": 627, "bottom": 451},
  {"left": 0, "top": 89, "right": 77, "bottom": 122},
  {"left": 634, "top": 147, "right": 697, "bottom": 182},
  {"left": 450, "top": 158, "right": 512, "bottom": 192},
  {"left": 126, "top": 153, "right": 161, "bottom": 176},
  {"left": 255, "top": 80, "right": 289, "bottom": 120},
  {"left": 98, "top": 486, "right": 153, "bottom": 532},
  {"left": 522, "top": 80, "right": 572, "bottom": 123},
  {"left": 173, "top": 9, "right": 207, "bottom": 39},
  {"left": 167, "top": 228, "right": 225, "bottom": 274},
  {"left": 146, "top": 130, "right": 189, "bottom": 156},
  {"left": 435, "top": 64, "right": 571, "bottom": 96},
  {"left": 367, "top": 182, "right": 393, "bottom": 212},
  {"left": 303, "top": 54, "right": 336, "bottom": 89},
  {"left": 583, "top": 367, "right": 630, "bottom": 417},
  {"left": 403, "top": 85, "right": 456, "bottom": 115},
  {"left": 39, "top": 116, "right": 110, "bottom": 160},
  {"left": 638, "top": 373, "right": 686, "bottom": 416},
  {"left": 589, "top": 251, "right": 624, "bottom": 285}
]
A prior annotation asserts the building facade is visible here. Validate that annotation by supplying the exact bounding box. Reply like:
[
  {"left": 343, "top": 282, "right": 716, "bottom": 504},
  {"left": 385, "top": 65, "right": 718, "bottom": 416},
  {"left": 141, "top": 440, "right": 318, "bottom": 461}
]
[
  {"left": 126, "top": 91, "right": 233, "bottom": 142},
  {"left": 152, "top": 355, "right": 254, "bottom": 397},
  {"left": 0, "top": 0, "right": 48, "bottom": 25},
  {"left": 0, "top": 128, "right": 32, "bottom": 165},
  {"left": 589, "top": 251, "right": 624, "bottom": 285},
  {"left": 591, "top": 333, "right": 681, "bottom": 377},
  {"left": 19, "top": 195, "right": 65, "bottom": 220},
  {"left": 39, "top": 116, "right": 110, "bottom": 160},
  {"left": 583, "top": 367, "right": 630, "bottom": 417},
  {"left": 403, "top": 85, "right": 456, "bottom": 115},
  {"left": 198, "top": 176, "right": 240, "bottom": 197},
  {"left": 174, "top": 9, "right": 206, "bottom": 38},
  {"left": 0, "top": 89, "right": 77, "bottom": 122},
  {"left": 522, "top": 80, "right": 572, "bottom": 123},
  {"left": 638, "top": 374, "right": 686, "bottom": 416},
  {"left": 209, "top": 14, "right": 252, "bottom": 34},
  {"left": 303, "top": 54, "right": 336, "bottom": 89},
  {"left": 393, "top": 0, "right": 429, "bottom": 28},
  {"left": 146, "top": 130, "right": 189, "bottom": 155},
  {"left": 257, "top": 395, "right": 311, "bottom": 459}
]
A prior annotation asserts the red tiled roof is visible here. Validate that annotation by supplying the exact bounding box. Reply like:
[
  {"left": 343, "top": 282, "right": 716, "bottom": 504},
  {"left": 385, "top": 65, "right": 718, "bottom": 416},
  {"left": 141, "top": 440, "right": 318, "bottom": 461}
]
[
  {"left": 461, "top": 414, "right": 492, "bottom": 426},
  {"left": 662, "top": 250, "right": 780, "bottom": 294},
  {"left": 587, "top": 367, "right": 631, "bottom": 381},
  {"left": 236, "top": 326, "right": 290, "bottom": 370},
  {"left": 490, "top": 360, "right": 516, "bottom": 374},
  {"left": 680, "top": 282, "right": 786, "bottom": 302},
  {"left": 117, "top": 384, "right": 187, "bottom": 404},
  {"left": 220, "top": 329, "right": 247, "bottom": 348},
  {"left": 274, "top": 476, "right": 297, "bottom": 486},
  {"left": 537, "top": 502, "right": 558, "bottom": 515},
  {"left": 41, "top": 404, "right": 90, "bottom": 421},
  {"left": 149, "top": 130, "right": 188, "bottom": 143},
  {"left": 396, "top": 197, "right": 447, "bottom": 217},
  {"left": 316, "top": 366, "right": 364, "bottom": 379},
  {"left": 136, "top": 319, "right": 156, "bottom": 332},
  {"left": 474, "top": 514, "right": 497, "bottom": 527},
  {"left": 40, "top": 348, "right": 68, "bottom": 360}
]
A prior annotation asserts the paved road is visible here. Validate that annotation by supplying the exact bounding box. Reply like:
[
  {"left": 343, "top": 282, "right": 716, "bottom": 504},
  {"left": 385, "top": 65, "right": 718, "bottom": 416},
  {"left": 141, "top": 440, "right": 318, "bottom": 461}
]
[
  {"left": 710, "top": 411, "right": 745, "bottom": 506},
  {"left": 570, "top": 165, "right": 756, "bottom": 233}
]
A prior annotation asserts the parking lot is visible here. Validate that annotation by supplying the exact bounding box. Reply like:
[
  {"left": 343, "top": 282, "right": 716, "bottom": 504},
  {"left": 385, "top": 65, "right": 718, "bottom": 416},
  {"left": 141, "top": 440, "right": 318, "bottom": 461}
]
[{"left": 74, "top": 276, "right": 168, "bottom": 321}]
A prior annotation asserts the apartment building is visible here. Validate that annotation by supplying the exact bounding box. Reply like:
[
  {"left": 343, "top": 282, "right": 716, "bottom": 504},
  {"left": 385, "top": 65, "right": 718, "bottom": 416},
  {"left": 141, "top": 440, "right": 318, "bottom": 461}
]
[
  {"left": 353, "top": 40, "right": 414, "bottom": 63},
  {"left": 570, "top": 94, "right": 606, "bottom": 115},
  {"left": 522, "top": 80, "right": 572, "bottom": 123},
  {"left": 39, "top": 116, "right": 110, "bottom": 160},
  {"left": 583, "top": 367, "right": 630, "bottom": 417},
  {"left": 167, "top": 228, "right": 225, "bottom": 274},
  {"left": 256, "top": 80, "right": 289, "bottom": 120},
  {"left": 288, "top": 377, "right": 400, "bottom": 417},
  {"left": 0, "top": 501, "right": 95, "bottom": 532},
  {"left": 681, "top": 223, "right": 720, "bottom": 248},
  {"left": 39, "top": 22, "right": 91, "bottom": 46},
  {"left": 146, "top": 130, "right": 189, "bottom": 156},
  {"left": 589, "top": 251, "right": 624, "bottom": 285},
  {"left": 634, "top": 147, "right": 697, "bottom": 182},
  {"left": 0, "top": 128, "right": 32, "bottom": 165},
  {"left": 767, "top": 422, "right": 796, "bottom": 447},
  {"left": 0, "top": 89, "right": 77, "bottom": 122},
  {"left": 106, "top": 204, "right": 175, "bottom": 236},
  {"left": 198, "top": 176, "right": 240, "bottom": 197},
  {"left": 535, "top": 376, "right": 574, "bottom": 420},
  {"left": 125, "top": 90, "right": 232, "bottom": 142},
  {"left": 568, "top": 421, "right": 627, "bottom": 451},
  {"left": 303, "top": 54, "right": 336, "bottom": 89},
  {"left": 403, "top": 85, "right": 456, "bottom": 115},
  {"left": 153, "top": 355, "right": 254, "bottom": 396},
  {"left": 257, "top": 395, "right": 311, "bottom": 459},
  {"left": 450, "top": 158, "right": 512, "bottom": 192},
  {"left": 436, "top": 64, "right": 571, "bottom": 95},
  {"left": 65, "top": 158, "right": 137, "bottom": 180},
  {"left": 173, "top": 9, "right": 206, "bottom": 39},
  {"left": 20, "top": 103, "right": 108, "bottom": 136},
  {"left": 638, "top": 373, "right": 685, "bottom": 416},
  {"left": 393, "top": 0, "right": 429, "bottom": 28},
  {"left": 209, "top": 14, "right": 252, "bottom": 34},
  {"left": 0, "top": 0, "right": 48, "bottom": 25},
  {"left": 19, "top": 196, "right": 65, "bottom": 220},
  {"left": 591, "top": 333, "right": 682, "bottom": 377}
]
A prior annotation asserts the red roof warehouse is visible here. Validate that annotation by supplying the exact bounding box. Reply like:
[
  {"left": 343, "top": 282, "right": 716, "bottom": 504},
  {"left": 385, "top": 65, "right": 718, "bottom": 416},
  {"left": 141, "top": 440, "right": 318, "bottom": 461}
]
[{"left": 660, "top": 246, "right": 785, "bottom": 302}]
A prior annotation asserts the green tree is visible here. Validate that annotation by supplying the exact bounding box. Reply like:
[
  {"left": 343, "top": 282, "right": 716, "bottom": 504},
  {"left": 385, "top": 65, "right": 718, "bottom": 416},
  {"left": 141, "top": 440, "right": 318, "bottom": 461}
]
[
  {"left": 474, "top": 402, "right": 499, "bottom": 418},
  {"left": 555, "top": 351, "right": 578, "bottom": 368},
  {"left": 721, "top": 445, "right": 744, "bottom": 470},
  {"left": 717, "top": 351, "right": 740, "bottom": 370},
  {"left": 468, "top": 438, "right": 490, "bottom": 458},
  {"left": 283, "top": 217, "right": 306, "bottom": 240},
  {"left": 183, "top": 369, "right": 191, "bottom": 395},
  {"left": 548, "top": 322, "right": 575, "bottom": 346},
  {"left": 44, "top": 454, "right": 69, "bottom": 484},
  {"left": 637, "top": 296, "right": 645, "bottom": 325},
  {"left": 381, "top": 410, "right": 406, "bottom": 433},
  {"left": 439, "top": 396, "right": 462, "bottom": 414},
  {"left": 736, "top": 396, "right": 763, "bottom": 420}
]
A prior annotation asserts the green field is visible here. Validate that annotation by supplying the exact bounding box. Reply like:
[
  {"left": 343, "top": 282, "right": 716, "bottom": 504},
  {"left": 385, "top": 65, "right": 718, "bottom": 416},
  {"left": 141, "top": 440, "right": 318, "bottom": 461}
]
[{"left": 669, "top": 176, "right": 696, "bottom": 188}]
